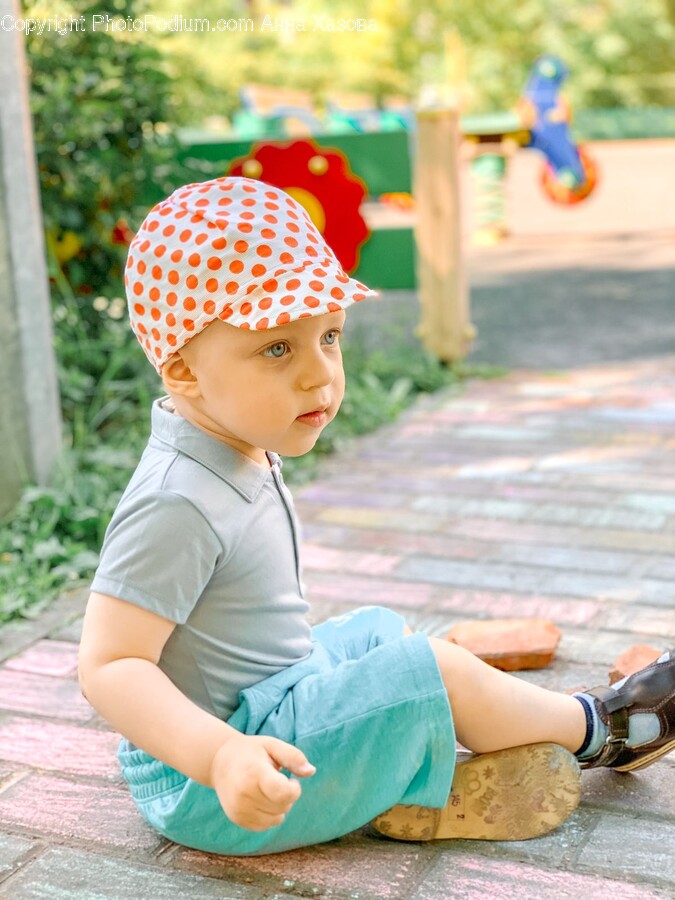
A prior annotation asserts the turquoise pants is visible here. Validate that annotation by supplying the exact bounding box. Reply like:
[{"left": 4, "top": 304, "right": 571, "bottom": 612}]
[{"left": 118, "top": 605, "right": 456, "bottom": 855}]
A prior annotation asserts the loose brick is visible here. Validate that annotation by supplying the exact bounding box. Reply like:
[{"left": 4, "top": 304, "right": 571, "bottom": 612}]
[
  {"left": 446, "top": 618, "right": 561, "bottom": 670},
  {"left": 609, "top": 644, "right": 663, "bottom": 684}
]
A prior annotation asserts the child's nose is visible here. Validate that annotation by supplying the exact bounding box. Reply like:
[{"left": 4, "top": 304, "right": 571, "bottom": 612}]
[{"left": 296, "top": 347, "right": 336, "bottom": 392}]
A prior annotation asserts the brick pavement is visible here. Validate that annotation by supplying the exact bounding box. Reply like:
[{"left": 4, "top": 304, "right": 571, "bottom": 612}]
[{"left": 1, "top": 356, "right": 675, "bottom": 898}]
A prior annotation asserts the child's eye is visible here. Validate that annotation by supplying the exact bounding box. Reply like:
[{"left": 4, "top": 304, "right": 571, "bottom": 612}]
[
  {"left": 323, "top": 329, "right": 340, "bottom": 346},
  {"left": 263, "top": 341, "right": 289, "bottom": 358}
]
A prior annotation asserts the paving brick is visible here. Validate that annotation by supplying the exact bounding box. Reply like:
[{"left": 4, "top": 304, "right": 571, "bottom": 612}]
[
  {"left": 447, "top": 618, "right": 561, "bottom": 670},
  {"left": 536, "top": 445, "right": 658, "bottom": 476},
  {"left": 452, "top": 517, "right": 675, "bottom": 554},
  {"left": 556, "top": 629, "right": 652, "bottom": 668},
  {"left": 576, "top": 812, "right": 675, "bottom": 887},
  {"left": 452, "top": 456, "right": 536, "bottom": 477},
  {"left": 599, "top": 605, "right": 675, "bottom": 639},
  {"left": 48, "top": 617, "right": 84, "bottom": 644},
  {"left": 640, "top": 556, "right": 675, "bottom": 579},
  {"left": 503, "top": 660, "right": 606, "bottom": 696},
  {"left": 317, "top": 507, "right": 441, "bottom": 533},
  {"left": 2, "top": 848, "right": 262, "bottom": 899},
  {"left": 0, "top": 589, "right": 87, "bottom": 665},
  {"left": 300, "top": 522, "right": 486, "bottom": 560},
  {"left": 303, "top": 572, "right": 436, "bottom": 609},
  {"left": 413, "top": 495, "right": 534, "bottom": 520},
  {"left": 169, "top": 839, "right": 430, "bottom": 898},
  {"left": 530, "top": 504, "right": 665, "bottom": 532},
  {"left": 488, "top": 543, "right": 634, "bottom": 574},
  {"left": 0, "top": 831, "right": 35, "bottom": 877},
  {"left": 623, "top": 493, "right": 675, "bottom": 514},
  {"left": 0, "top": 670, "right": 91, "bottom": 722},
  {"left": 453, "top": 424, "right": 555, "bottom": 441},
  {"left": 0, "top": 774, "right": 161, "bottom": 851},
  {"left": 433, "top": 589, "right": 600, "bottom": 626},
  {"left": 410, "top": 851, "right": 667, "bottom": 899},
  {"left": 395, "top": 556, "right": 647, "bottom": 603},
  {"left": 403, "top": 610, "right": 468, "bottom": 637},
  {"left": 3, "top": 640, "right": 78, "bottom": 678},
  {"left": 627, "top": 580, "right": 675, "bottom": 608},
  {"left": 581, "top": 763, "right": 675, "bottom": 821},
  {"left": 422, "top": 808, "right": 596, "bottom": 869},
  {"left": 0, "top": 717, "right": 119, "bottom": 778},
  {"left": 296, "top": 485, "right": 407, "bottom": 509},
  {"left": 301, "top": 544, "right": 401, "bottom": 576}
]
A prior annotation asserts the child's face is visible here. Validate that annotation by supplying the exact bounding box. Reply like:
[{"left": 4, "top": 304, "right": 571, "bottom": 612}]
[{"left": 175, "top": 309, "right": 347, "bottom": 465}]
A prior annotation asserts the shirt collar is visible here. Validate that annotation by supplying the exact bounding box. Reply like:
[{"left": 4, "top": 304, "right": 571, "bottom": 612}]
[{"left": 150, "top": 397, "right": 282, "bottom": 503}]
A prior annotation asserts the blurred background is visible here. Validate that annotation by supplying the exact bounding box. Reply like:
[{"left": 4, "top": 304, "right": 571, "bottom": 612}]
[{"left": 2, "top": 0, "right": 674, "bottom": 620}]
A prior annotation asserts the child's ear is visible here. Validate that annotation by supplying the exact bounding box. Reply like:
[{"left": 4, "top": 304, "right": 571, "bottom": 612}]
[{"left": 161, "top": 353, "right": 201, "bottom": 399}]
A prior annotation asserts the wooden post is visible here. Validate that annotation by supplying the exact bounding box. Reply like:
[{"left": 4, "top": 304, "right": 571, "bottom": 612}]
[
  {"left": 413, "top": 107, "right": 475, "bottom": 362},
  {"left": 0, "top": 0, "right": 62, "bottom": 516}
]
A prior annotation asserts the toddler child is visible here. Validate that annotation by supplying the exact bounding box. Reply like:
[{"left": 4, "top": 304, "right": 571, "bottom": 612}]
[{"left": 78, "top": 176, "right": 675, "bottom": 856}]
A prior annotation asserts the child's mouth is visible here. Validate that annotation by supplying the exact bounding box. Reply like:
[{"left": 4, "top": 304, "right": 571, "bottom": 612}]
[{"left": 296, "top": 409, "right": 328, "bottom": 427}]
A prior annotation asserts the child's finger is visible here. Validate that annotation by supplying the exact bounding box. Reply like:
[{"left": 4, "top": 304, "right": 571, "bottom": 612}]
[
  {"left": 257, "top": 765, "right": 302, "bottom": 807},
  {"left": 263, "top": 736, "right": 317, "bottom": 778}
]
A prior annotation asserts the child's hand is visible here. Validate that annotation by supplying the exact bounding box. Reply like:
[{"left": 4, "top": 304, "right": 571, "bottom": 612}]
[{"left": 209, "top": 733, "right": 316, "bottom": 832}]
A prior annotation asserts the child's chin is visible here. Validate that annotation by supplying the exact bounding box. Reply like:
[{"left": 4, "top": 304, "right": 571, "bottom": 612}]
[{"left": 277, "top": 435, "right": 322, "bottom": 458}]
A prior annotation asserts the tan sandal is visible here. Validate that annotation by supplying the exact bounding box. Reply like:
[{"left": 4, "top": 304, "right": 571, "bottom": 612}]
[{"left": 370, "top": 742, "right": 581, "bottom": 842}]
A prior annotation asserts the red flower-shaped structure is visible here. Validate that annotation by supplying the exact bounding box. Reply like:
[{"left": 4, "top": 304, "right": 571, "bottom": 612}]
[{"left": 228, "top": 139, "right": 369, "bottom": 273}]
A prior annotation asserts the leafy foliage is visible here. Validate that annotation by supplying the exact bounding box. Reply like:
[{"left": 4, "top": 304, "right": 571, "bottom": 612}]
[
  {"left": 27, "top": 0, "right": 182, "bottom": 296},
  {"left": 148, "top": 0, "right": 675, "bottom": 126}
]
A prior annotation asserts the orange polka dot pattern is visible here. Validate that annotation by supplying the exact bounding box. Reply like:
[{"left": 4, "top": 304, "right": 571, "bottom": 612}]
[{"left": 125, "top": 176, "right": 377, "bottom": 372}]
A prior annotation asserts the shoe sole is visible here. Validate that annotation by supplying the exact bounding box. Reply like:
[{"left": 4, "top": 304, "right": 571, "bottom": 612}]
[
  {"left": 370, "top": 743, "right": 581, "bottom": 842},
  {"left": 613, "top": 738, "right": 675, "bottom": 772}
]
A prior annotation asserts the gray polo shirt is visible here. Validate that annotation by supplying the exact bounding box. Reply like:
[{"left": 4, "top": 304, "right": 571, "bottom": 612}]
[{"left": 90, "top": 397, "right": 313, "bottom": 722}]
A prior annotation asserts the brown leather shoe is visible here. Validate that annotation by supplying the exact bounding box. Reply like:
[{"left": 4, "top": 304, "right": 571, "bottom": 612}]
[{"left": 579, "top": 649, "right": 675, "bottom": 771}]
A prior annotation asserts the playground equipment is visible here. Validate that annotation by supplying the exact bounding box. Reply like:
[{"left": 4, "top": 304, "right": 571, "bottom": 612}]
[
  {"left": 111, "top": 56, "right": 599, "bottom": 361},
  {"left": 228, "top": 138, "right": 370, "bottom": 273},
  {"left": 463, "top": 55, "right": 599, "bottom": 243},
  {"left": 226, "top": 57, "right": 597, "bottom": 246}
]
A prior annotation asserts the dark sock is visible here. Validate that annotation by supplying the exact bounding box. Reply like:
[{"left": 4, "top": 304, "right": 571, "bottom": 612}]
[{"left": 574, "top": 694, "right": 597, "bottom": 757}]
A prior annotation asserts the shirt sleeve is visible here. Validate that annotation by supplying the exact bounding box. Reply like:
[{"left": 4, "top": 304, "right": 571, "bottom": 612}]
[{"left": 90, "top": 490, "right": 223, "bottom": 624}]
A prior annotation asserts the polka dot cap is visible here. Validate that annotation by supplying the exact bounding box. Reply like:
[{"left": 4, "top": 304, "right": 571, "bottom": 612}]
[{"left": 125, "top": 176, "right": 378, "bottom": 373}]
